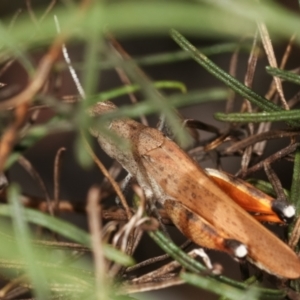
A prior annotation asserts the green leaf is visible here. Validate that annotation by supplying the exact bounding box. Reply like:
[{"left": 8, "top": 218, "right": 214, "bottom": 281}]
[
  {"left": 266, "top": 67, "right": 300, "bottom": 85},
  {"left": 0, "top": 204, "right": 134, "bottom": 266},
  {"left": 290, "top": 146, "right": 300, "bottom": 215},
  {"left": 149, "top": 230, "right": 284, "bottom": 298},
  {"left": 181, "top": 272, "right": 260, "bottom": 300},
  {"left": 88, "top": 80, "right": 187, "bottom": 106},
  {"left": 215, "top": 110, "right": 300, "bottom": 123},
  {"left": 94, "top": 88, "right": 228, "bottom": 123},
  {"left": 8, "top": 184, "right": 50, "bottom": 299},
  {"left": 170, "top": 29, "right": 300, "bottom": 128}
]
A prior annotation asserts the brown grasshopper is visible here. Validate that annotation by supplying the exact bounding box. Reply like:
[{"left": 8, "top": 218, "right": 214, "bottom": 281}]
[{"left": 89, "top": 100, "right": 300, "bottom": 279}]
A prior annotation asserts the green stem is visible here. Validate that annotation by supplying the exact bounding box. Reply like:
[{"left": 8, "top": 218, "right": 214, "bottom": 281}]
[
  {"left": 149, "top": 230, "right": 284, "bottom": 298},
  {"left": 170, "top": 29, "right": 300, "bottom": 128},
  {"left": 267, "top": 67, "right": 300, "bottom": 85},
  {"left": 215, "top": 110, "right": 300, "bottom": 123}
]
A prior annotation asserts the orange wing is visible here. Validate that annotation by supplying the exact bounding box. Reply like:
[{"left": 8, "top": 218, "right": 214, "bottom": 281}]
[{"left": 205, "top": 168, "right": 294, "bottom": 224}]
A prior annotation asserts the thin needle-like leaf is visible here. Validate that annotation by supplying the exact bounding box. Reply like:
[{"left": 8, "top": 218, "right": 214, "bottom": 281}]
[
  {"left": 182, "top": 272, "right": 260, "bottom": 300},
  {"left": 149, "top": 230, "right": 283, "bottom": 298},
  {"left": 267, "top": 67, "right": 300, "bottom": 85},
  {"left": 170, "top": 29, "right": 300, "bottom": 127},
  {"left": 8, "top": 185, "right": 49, "bottom": 299},
  {"left": 215, "top": 110, "right": 300, "bottom": 123},
  {"left": 0, "top": 204, "right": 134, "bottom": 266},
  {"left": 290, "top": 146, "right": 300, "bottom": 215}
]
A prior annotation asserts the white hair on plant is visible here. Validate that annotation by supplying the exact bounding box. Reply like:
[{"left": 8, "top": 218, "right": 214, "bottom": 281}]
[{"left": 54, "top": 15, "right": 86, "bottom": 99}]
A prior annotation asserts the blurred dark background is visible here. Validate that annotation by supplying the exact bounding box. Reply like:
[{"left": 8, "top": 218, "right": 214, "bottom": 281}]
[{"left": 1, "top": 1, "right": 300, "bottom": 299}]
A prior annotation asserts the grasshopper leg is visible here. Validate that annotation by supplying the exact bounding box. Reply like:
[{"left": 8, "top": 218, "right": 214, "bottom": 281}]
[{"left": 163, "top": 199, "right": 248, "bottom": 259}]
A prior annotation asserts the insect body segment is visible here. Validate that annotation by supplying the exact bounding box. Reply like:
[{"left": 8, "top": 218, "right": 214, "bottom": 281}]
[
  {"left": 89, "top": 101, "right": 300, "bottom": 279},
  {"left": 164, "top": 199, "right": 248, "bottom": 259},
  {"left": 140, "top": 136, "right": 300, "bottom": 278}
]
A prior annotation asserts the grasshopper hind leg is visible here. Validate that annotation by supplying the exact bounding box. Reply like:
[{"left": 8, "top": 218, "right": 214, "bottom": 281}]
[{"left": 163, "top": 199, "right": 248, "bottom": 260}]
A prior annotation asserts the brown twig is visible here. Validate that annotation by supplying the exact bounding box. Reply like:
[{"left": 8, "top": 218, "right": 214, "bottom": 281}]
[
  {"left": 121, "top": 276, "right": 184, "bottom": 294},
  {"left": 258, "top": 22, "right": 288, "bottom": 109},
  {"left": 0, "top": 32, "right": 65, "bottom": 111},
  {"left": 265, "top": 34, "right": 296, "bottom": 102},
  {"left": 53, "top": 147, "right": 66, "bottom": 213},
  {"left": 125, "top": 239, "right": 191, "bottom": 273},
  {"left": 263, "top": 162, "right": 286, "bottom": 203},
  {"left": 99, "top": 160, "right": 123, "bottom": 191},
  {"left": 0, "top": 275, "right": 28, "bottom": 299},
  {"left": 241, "top": 143, "right": 299, "bottom": 177},
  {"left": 112, "top": 185, "right": 148, "bottom": 253},
  {"left": 289, "top": 216, "right": 300, "bottom": 250},
  {"left": 239, "top": 31, "right": 259, "bottom": 174},
  {"left": 86, "top": 187, "right": 108, "bottom": 299},
  {"left": 225, "top": 39, "right": 240, "bottom": 114},
  {"left": 254, "top": 33, "right": 295, "bottom": 156},
  {"left": 0, "top": 28, "right": 68, "bottom": 172},
  {"left": 224, "top": 129, "right": 300, "bottom": 154},
  {"left": 130, "top": 260, "right": 182, "bottom": 284},
  {"left": 0, "top": 103, "right": 28, "bottom": 171},
  {"left": 82, "top": 135, "right": 132, "bottom": 219},
  {"left": 122, "top": 249, "right": 206, "bottom": 294},
  {"left": 18, "top": 155, "right": 53, "bottom": 215},
  {"left": 33, "top": 240, "right": 90, "bottom": 252}
]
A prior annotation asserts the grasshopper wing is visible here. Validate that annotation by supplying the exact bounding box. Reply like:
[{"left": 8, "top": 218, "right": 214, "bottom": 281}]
[{"left": 140, "top": 136, "right": 300, "bottom": 279}]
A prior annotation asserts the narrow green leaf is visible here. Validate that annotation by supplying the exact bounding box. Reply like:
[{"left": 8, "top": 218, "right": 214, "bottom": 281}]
[
  {"left": 82, "top": 3, "right": 103, "bottom": 99},
  {"left": 149, "top": 230, "right": 284, "bottom": 298},
  {"left": 247, "top": 179, "right": 289, "bottom": 199},
  {"left": 267, "top": 66, "right": 300, "bottom": 85},
  {"left": 181, "top": 272, "right": 259, "bottom": 300},
  {"left": 215, "top": 110, "right": 300, "bottom": 123},
  {"left": 148, "top": 231, "right": 284, "bottom": 299},
  {"left": 107, "top": 48, "right": 193, "bottom": 148},
  {"left": 88, "top": 80, "right": 187, "bottom": 106},
  {"left": 8, "top": 185, "right": 50, "bottom": 299},
  {"left": 95, "top": 88, "right": 227, "bottom": 122},
  {"left": 75, "top": 132, "right": 94, "bottom": 169},
  {"left": 170, "top": 29, "right": 300, "bottom": 128},
  {"left": 290, "top": 146, "right": 300, "bottom": 215},
  {"left": 0, "top": 204, "right": 134, "bottom": 266},
  {"left": 149, "top": 230, "right": 205, "bottom": 273}
]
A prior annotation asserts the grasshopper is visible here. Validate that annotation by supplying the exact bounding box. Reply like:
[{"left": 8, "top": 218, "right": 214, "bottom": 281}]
[{"left": 89, "top": 100, "right": 300, "bottom": 279}]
